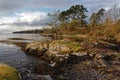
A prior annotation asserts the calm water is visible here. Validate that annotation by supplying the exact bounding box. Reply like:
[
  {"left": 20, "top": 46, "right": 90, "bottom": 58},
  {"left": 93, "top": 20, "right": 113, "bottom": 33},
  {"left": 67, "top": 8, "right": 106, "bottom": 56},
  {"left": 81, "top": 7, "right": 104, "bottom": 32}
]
[
  {"left": 0, "top": 33, "right": 50, "bottom": 42},
  {"left": 0, "top": 33, "right": 52, "bottom": 80}
]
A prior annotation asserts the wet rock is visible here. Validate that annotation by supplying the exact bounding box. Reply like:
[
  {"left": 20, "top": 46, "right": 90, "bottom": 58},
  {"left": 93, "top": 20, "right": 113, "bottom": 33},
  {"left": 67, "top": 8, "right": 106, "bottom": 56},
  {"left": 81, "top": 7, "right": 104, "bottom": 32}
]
[{"left": 33, "top": 62, "right": 62, "bottom": 75}]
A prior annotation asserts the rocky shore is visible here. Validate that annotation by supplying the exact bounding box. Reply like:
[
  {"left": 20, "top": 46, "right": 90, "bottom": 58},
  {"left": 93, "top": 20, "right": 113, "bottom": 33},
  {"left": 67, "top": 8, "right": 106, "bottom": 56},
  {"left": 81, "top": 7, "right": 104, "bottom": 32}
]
[{"left": 24, "top": 39, "right": 120, "bottom": 80}]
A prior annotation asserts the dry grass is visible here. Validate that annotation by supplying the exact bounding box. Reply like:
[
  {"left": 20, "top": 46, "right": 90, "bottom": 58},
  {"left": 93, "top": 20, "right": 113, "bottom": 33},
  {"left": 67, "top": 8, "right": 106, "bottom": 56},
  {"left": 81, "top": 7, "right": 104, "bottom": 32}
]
[{"left": 0, "top": 64, "right": 19, "bottom": 80}]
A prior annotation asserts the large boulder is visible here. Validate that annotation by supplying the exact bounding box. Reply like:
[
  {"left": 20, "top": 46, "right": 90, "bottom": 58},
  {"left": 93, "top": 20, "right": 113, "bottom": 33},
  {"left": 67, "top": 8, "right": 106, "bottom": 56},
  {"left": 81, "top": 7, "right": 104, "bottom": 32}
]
[
  {"left": 48, "top": 40, "right": 71, "bottom": 55},
  {"left": 48, "top": 40, "right": 84, "bottom": 55},
  {"left": 25, "top": 40, "right": 84, "bottom": 63},
  {"left": 25, "top": 41, "right": 49, "bottom": 56},
  {"left": 25, "top": 40, "right": 83, "bottom": 56},
  {"left": 0, "top": 64, "right": 20, "bottom": 80}
]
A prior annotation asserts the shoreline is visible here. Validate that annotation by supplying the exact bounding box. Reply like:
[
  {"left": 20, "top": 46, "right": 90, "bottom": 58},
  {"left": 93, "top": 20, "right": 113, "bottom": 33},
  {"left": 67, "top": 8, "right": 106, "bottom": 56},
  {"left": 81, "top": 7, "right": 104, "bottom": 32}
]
[
  {"left": 0, "top": 34, "right": 120, "bottom": 80},
  {"left": 23, "top": 37, "right": 120, "bottom": 80}
]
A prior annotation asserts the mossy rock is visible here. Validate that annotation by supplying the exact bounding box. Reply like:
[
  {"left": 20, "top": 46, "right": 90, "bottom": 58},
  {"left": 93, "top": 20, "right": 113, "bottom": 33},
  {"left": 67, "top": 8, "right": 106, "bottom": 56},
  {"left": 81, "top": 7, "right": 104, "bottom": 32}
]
[
  {"left": 25, "top": 41, "right": 49, "bottom": 55},
  {"left": 0, "top": 64, "right": 20, "bottom": 80},
  {"left": 49, "top": 40, "right": 84, "bottom": 54}
]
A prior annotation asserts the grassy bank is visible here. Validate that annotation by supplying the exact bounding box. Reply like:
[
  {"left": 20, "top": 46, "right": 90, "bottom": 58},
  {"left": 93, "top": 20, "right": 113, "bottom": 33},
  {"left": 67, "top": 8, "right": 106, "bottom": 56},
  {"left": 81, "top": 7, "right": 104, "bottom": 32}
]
[{"left": 0, "top": 64, "right": 20, "bottom": 80}]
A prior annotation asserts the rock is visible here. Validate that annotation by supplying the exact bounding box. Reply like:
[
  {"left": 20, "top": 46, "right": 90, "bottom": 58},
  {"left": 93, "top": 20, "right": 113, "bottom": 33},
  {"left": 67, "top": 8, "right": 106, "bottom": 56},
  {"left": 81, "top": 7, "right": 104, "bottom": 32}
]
[
  {"left": 25, "top": 40, "right": 78, "bottom": 62},
  {"left": 93, "top": 53, "right": 109, "bottom": 68},
  {"left": 23, "top": 39, "right": 120, "bottom": 80},
  {"left": 24, "top": 40, "right": 120, "bottom": 80},
  {"left": 0, "top": 63, "right": 20, "bottom": 80},
  {"left": 25, "top": 41, "right": 48, "bottom": 55},
  {"left": 25, "top": 40, "right": 83, "bottom": 58},
  {"left": 48, "top": 40, "right": 71, "bottom": 55},
  {"left": 34, "top": 62, "right": 61, "bottom": 75},
  {"left": 54, "top": 52, "right": 120, "bottom": 80},
  {"left": 30, "top": 75, "right": 53, "bottom": 80}
]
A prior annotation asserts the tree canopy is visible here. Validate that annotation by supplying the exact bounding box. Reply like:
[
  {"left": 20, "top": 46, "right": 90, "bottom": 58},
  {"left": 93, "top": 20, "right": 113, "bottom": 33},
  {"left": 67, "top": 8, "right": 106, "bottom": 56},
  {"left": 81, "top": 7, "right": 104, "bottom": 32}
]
[
  {"left": 90, "top": 8, "right": 105, "bottom": 26},
  {"left": 59, "top": 5, "right": 88, "bottom": 27}
]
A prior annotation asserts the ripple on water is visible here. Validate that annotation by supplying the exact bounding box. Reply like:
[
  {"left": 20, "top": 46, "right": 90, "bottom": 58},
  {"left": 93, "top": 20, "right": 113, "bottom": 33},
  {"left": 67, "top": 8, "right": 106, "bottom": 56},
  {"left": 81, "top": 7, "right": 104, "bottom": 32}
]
[{"left": 0, "top": 43, "right": 52, "bottom": 80}]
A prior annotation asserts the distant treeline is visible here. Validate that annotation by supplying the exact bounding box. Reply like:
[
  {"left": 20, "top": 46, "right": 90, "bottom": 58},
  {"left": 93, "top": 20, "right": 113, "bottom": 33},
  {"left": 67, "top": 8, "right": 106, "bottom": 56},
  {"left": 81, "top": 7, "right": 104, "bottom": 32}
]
[{"left": 13, "top": 29, "right": 44, "bottom": 34}]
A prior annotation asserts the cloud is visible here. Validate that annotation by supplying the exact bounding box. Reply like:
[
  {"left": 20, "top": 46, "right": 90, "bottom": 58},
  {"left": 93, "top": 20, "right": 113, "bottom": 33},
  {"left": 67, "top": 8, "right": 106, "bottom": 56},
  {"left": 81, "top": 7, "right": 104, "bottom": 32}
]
[
  {"left": 79, "top": 0, "right": 120, "bottom": 12},
  {"left": 14, "top": 12, "right": 49, "bottom": 26},
  {"left": 0, "top": 0, "right": 120, "bottom": 33},
  {"left": 26, "top": 0, "right": 75, "bottom": 9},
  {"left": 0, "top": 11, "right": 48, "bottom": 26},
  {"left": 0, "top": 11, "right": 49, "bottom": 32},
  {"left": 0, "top": 0, "right": 119, "bottom": 13},
  {"left": 0, "top": 0, "right": 76, "bottom": 13},
  {"left": 0, "top": 0, "right": 24, "bottom": 12}
]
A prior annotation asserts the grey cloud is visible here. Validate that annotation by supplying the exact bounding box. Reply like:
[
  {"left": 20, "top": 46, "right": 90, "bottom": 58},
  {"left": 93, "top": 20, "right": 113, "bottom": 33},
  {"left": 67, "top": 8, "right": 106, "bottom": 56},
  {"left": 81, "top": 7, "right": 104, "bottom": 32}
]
[
  {"left": 26, "top": 0, "right": 75, "bottom": 8},
  {"left": 0, "top": 0, "right": 120, "bottom": 33},
  {"left": 0, "top": 0, "right": 24, "bottom": 12},
  {"left": 12, "top": 18, "right": 49, "bottom": 27},
  {"left": 0, "top": 0, "right": 119, "bottom": 13},
  {"left": 79, "top": 0, "right": 120, "bottom": 11},
  {"left": 0, "top": 0, "right": 76, "bottom": 13},
  {"left": 74, "top": 0, "right": 120, "bottom": 17}
]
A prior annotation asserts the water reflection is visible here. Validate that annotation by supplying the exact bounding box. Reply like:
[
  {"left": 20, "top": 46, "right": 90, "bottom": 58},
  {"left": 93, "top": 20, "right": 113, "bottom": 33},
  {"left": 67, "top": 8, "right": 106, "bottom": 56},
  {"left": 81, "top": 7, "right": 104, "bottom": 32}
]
[{"left": 0, "top": 42, "right": 51, "bottom": 79}]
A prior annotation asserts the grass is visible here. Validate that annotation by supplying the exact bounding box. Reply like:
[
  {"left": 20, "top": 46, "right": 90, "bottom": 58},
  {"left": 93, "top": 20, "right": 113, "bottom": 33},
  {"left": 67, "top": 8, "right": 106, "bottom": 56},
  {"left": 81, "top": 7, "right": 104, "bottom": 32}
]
[
  {"left": 0, "top": 64, "right": 19, "bottom": 80},
  {"left": 55, "top": 40, "right": 85, "bottom": 53}
]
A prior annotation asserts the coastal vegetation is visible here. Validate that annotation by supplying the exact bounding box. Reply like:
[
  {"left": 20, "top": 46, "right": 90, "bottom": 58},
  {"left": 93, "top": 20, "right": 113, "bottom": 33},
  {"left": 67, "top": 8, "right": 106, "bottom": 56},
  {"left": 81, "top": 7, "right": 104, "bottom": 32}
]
[
  {"left": 13, "top": 5, "right": 120, "bottom": 43},
  {"left": 0, "top": 64, "right": 19, "bottom": 80},
  {"left": 13, "top": 4, "right": 120, "bottom": 80}
]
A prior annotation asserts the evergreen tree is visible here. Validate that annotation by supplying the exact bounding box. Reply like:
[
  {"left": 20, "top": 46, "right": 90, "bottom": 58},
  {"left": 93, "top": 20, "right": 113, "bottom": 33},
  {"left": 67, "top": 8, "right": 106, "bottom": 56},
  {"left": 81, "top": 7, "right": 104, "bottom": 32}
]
[{"left": 59, "top": 5, "right": 88, "bottom": 27}]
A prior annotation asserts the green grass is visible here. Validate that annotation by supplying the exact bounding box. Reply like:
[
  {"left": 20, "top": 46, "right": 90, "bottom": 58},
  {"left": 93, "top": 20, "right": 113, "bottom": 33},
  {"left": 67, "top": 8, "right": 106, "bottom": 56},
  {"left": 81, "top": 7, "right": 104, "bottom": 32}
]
[{"left": 56, "top": 40, "right": 85, "bottom": 53}]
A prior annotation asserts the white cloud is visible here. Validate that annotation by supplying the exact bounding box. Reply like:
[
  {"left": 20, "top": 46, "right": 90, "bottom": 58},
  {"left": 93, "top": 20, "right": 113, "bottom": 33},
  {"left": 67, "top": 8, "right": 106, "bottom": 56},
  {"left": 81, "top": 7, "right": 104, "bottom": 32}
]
[
  {"left": 0, "top": 11, "right": 48, "bottom": 25},
  {"left": 0, "top": 25, "right": 47, "bottom": 33},
  {"left": 0, "top": 11, "right": 49, "bottom": 32},
  {"left": 0, "top": 17, "right": 17, "bottom": 24},
  {"left": 15, "top": 12, "right": 47, "bottom": 23}
]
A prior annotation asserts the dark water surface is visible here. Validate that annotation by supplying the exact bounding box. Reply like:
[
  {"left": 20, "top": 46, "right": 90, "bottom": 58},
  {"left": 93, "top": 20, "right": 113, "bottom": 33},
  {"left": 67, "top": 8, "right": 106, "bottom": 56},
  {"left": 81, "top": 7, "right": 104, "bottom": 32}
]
[{"left": 0, "top": 33, "right": 52, "bottom": 80}]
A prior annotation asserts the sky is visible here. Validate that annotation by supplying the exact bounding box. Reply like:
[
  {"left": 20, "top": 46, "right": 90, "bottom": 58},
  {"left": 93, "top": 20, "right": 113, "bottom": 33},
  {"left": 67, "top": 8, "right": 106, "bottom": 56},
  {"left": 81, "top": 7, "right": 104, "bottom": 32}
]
[{"left": 0, "top": 0, "right": 119, "bottom": 33}]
